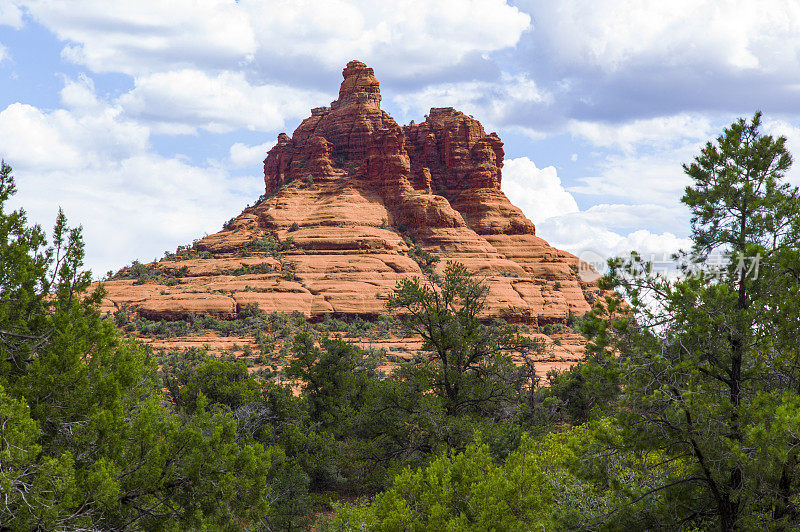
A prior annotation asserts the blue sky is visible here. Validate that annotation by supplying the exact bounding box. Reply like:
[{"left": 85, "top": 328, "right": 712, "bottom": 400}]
[{"left": 2, "top": 0, "right": 800, "bottom": 276}]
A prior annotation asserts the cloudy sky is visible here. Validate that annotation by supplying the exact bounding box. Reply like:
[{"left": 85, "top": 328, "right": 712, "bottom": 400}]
[{"left": 2, "top": 0, "right": 800, "bottom": 276}]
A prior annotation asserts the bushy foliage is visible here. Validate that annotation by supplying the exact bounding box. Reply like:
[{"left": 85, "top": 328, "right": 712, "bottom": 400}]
[
  {"left": 387, "top": 261, "right": 538, "bottom": 417},
  {"left": 119, "top": 306, "right": 309, "bottom": 341},
  {"left": 0, "top": 161, "right": 305, "bottom": 529},
  {"left": 109, "top": 260, "right": 189, "bottom": 284},
  {"left": 162, "top": 243, "right": 212, "bottom": 261},
  {"left": 577, "top": 113, "right": 800, "bottom": 530},
  {"left": 406, "top": 243, "right": 439, "bottom": 275},
  {"left": 271, "top": 263, "right": 549, "bottom": 494},
  {"left": 226, "top": 262, "right": 276, "bottom": 275},
  {"left": 313, "top": 314, "right": 397, "bottom": 339},
  {"left": 238, "top": 234, "right": 292, "bottom": 257},
  {"left": 326, "top": 420, "right": 645, "bottom": 530}
]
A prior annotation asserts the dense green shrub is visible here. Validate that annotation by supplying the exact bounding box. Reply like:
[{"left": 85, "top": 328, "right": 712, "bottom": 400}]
[
  {"left": 0, "top": 161, "right": 297, "bottom": 529},
  {"left": 109, "top": 260, "right": 189, "bottom": 284},
  {"left": 326, "top": 421, "right": 629, "bottom": 530}
]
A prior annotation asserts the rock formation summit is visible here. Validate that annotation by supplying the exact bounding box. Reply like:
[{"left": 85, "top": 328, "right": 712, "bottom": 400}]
[{"left": 100, "top": 61, "right": 601, "bottom": 340}]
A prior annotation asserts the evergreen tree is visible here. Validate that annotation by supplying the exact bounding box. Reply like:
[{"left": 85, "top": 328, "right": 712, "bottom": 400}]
[
  {"left": 592, "top": 113, "right": 800, "bottom": 529},
  {"left": 386, "top": 261, "right": 535, "bottom": 417},
  {"left": 0, "top": 161, "right": 293, "bottom": 529}
]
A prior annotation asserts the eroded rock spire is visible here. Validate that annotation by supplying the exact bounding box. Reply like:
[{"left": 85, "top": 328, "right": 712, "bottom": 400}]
[{"left": 333, "top": 60, "right": 381, "bottom": 108}]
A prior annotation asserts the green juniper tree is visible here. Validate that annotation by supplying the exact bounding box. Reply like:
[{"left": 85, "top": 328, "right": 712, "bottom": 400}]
[
  {"left": 386, "top": 261, "right": 536, "bottom": 418},
  {"left": 591, "top": 113, "right": 800, "bottom": 530},
  {"left": 0, "top": 160, "right": 300, "bottom": 530}
]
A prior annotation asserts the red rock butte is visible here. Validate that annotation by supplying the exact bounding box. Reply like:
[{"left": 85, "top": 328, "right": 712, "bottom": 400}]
[{"left": 99, "top": 61, "right": 602, "bottom": 356}]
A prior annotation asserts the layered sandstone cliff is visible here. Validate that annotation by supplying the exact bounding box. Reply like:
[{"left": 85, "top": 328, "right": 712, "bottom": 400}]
[{"left": 98, "top": 61, "right": 600, "bottom": 367}]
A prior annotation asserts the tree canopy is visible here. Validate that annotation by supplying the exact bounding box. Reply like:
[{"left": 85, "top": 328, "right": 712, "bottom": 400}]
[
  {"left": 0, "top": 161, "right": 302, "bottom": 530},
  {"left": 595, "top": 112, "right": 800, "bottom": 530}
]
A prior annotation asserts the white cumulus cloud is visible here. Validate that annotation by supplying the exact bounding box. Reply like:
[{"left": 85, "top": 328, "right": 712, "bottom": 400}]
[
  {"left": 763, "top": 118, "right": 800, "bottom": 187},
  {"left": 60, "top": 73, "right": 103, "bottom": 111},
  {"left": 0, "top": 100, "right": 149, "bottom": 170},
  {"left": 229, "top": 140, "right": 275, "bottom": 168},
  {"left": 393, "top": 73, "right": 549, "bottom": 130},
  {"left": 538, "top": 211, "right": 693, "bottom": 266},
  {"left": 0, "top": 76, "right": 262, "bottom": 276},
  {"left": 24, "top": 0, "right": 257, "bottom": 74},
  {"left": 10, "top": 1, "right": 533, "bottom": 145},
  {"left": 0, "top": 1, "right": 24, "bottom": 28},
  {"left": 529, "top": 0, "right": 800, "bottom": 75},
  {"left": 21, "top": 0, "right": 529, "bottom": 80},
  {"left": 242, "top": 0, "right": 531, "bottom": 76},
  {"left": 499, "top": 156, "right": 693, "bottom": 262},
  {"left": 118, "top": 70, "right": 327, "bottom": 134},
  {"left": 568, "top": 114, "right": 714, "bottom": 153},
  {"left": 501, "top": 157, "right": 578, "bottom": 224}
]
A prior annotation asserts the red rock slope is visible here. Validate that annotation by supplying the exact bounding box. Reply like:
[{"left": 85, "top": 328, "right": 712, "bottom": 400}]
[{"left": 99, "top": 60, "right": 602, "bottom": 330}]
